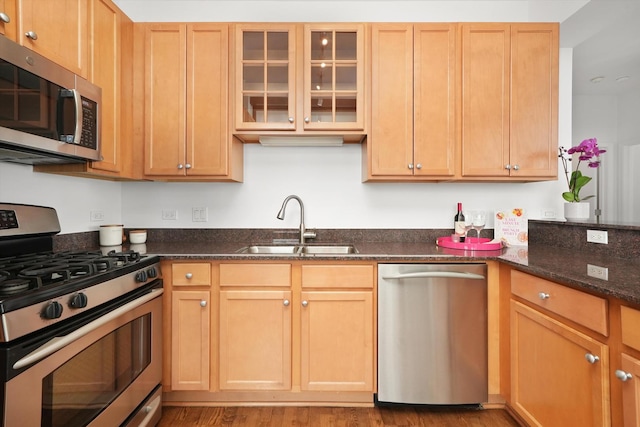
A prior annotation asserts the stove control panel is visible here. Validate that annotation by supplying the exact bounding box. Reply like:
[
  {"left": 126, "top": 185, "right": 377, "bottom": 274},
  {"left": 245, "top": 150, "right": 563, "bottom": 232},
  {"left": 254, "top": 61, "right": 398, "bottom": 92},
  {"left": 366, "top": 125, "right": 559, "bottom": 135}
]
[{"left": 0, "top": 210, "right": 18, "bottom": 230}]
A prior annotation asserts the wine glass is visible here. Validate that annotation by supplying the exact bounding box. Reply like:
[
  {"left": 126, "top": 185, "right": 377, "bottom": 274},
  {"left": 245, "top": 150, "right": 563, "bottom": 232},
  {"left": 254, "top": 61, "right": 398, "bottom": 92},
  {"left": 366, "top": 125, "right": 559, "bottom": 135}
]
[
  {"left": 470, "top": 210, "right": 486, "bottom": 240},
  {"left": 462, "top": 211, "right": 474, "bottom": 241}
]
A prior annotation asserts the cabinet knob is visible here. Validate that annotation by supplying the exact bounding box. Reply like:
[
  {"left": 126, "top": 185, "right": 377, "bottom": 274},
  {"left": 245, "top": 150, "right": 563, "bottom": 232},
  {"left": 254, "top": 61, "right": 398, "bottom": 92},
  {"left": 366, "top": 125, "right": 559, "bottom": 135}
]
[
  {"left": 185, "top": 163, "right": 192, "bottom": 169},
  {"left": 505, "top": 164, "right": 511, "bottom": 170},
  {"left": 177, "top": 164, "right": 184, "bottom": 169},
  {"left": 416, "top": 163, "right": 422, "bottom": 170},
  {"left": 25, "top": 30, "right": 38, "bottom": 40},
  {"left": 585, "top": 353, "right": 600, "bottom": 364},
  {"left": 185, "top": 273, "right": 193, "bottom": 279},
  {"left": 408, "top": 163, "right": 414, "bottom": 170},
  {"left": 538, "top": 292, "right": 550, "bottom": 300},
  {"left": 200, "top": 300, "right": 207, "bottom": 307},
  {"left": 301, "top": 300, "right": 308, "bottom": 307},
  {"left": 513, "top": 164, "right": 520, "bottom": 171},
  {"left": 283, "top": 299, "right": 290, "bottom": 306},
  {"left": 288, "top": 117, "right": 294, "bottom": 123},
  {"left": 0, "top": 12, "right": 10, "bottom": 23},
  {"left": 616, "top": 370, "right": 633, "bottom": 382},
  {"left": 304, "top": 117, "right": 310, "bottom": 123}
]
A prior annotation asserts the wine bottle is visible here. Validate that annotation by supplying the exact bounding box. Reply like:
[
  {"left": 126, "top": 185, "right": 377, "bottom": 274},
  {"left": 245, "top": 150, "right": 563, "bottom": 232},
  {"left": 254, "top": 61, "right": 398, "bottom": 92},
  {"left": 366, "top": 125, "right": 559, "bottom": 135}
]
[{"left": 454, "top": 202, "right": 466, "bottom": 242}]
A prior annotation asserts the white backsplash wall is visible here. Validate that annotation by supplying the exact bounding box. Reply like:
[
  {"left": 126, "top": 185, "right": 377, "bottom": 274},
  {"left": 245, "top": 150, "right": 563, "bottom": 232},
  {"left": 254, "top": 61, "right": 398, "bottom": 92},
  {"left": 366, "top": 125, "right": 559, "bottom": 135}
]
[
  {"left": 121, "top": 144, "right": 569, "bottom": 230},
  {"left": 0, "top": 162, "right": 123, "bottom": 233}
]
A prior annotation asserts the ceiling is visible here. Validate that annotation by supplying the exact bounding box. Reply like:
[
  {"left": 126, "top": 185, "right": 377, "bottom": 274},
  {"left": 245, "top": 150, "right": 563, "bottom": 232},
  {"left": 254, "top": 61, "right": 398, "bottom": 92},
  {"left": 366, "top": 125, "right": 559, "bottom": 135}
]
[{"left": 562, "top": 0, "right": 640, "bottom": 96}]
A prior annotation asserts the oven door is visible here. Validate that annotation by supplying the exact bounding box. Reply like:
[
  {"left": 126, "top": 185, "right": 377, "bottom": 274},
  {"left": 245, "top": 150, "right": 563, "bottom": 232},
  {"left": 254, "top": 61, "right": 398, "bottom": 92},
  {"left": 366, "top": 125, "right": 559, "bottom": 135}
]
[{"left": 3, "top": 284, "right": 162, "bottom": 427}]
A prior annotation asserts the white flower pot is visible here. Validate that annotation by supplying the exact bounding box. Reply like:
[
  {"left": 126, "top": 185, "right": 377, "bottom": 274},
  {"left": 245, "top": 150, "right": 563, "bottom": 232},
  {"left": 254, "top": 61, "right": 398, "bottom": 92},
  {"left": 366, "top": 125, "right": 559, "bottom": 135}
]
[{"left": 564, "top": 202, "right": 590, "bottom": 222}]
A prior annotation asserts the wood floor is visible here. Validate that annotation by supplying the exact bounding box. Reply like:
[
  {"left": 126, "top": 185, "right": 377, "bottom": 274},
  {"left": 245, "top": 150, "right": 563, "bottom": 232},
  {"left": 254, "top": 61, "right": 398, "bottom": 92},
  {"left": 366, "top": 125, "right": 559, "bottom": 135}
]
[{"left": 158, "top": 405, "right": 521, "bottom": 426}]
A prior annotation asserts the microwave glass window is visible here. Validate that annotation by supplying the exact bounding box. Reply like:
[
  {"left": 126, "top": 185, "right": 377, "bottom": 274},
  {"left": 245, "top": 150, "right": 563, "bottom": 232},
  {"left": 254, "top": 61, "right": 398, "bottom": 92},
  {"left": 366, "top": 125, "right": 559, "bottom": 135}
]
[{"left": 40, "top": 314, "right": 152, "bottom": 427}]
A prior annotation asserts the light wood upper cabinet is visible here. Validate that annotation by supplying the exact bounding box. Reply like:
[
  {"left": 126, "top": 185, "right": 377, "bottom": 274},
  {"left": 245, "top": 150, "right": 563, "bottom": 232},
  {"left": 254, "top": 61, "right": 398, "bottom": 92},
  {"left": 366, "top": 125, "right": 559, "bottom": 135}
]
[
  {"left": 460, "top": 23, "right": 558, "bottom": 179},
  {"left": 34, "top": 0, "right": 135, "bottom": 179},
  {"left": 87, "top": 0, "right": 124, "bottom": 174},
  {"left": 509, "top": 24, "right": 559, "bottom": 178},
  {"left": 511, "top": 300, "right": 610, "bottom": 427},
  {"left": 143, "top": 23, "right": 242, "bottom": 181},
  {"left": 233, "top": 23, "right": 366, "bottom": 140},
  {"left": 368, "top": 23, "right": 456, "bottom": 180},
  {"left": 0, "top": 0, "right": 16, "bottom": 38},
  {"left": 16, "top": 0, "right": 89, "bottom": 77}
]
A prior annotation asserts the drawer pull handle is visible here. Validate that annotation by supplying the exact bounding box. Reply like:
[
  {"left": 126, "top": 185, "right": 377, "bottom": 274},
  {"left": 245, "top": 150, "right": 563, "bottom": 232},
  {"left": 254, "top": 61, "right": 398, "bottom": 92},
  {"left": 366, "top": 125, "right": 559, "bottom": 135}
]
[
  {"left": 585, "top": 353, "right": 600, "bottom": 364},
  {"left": 200, "top": 300, "right": 207, "bottom": 307},
  {"left": 301, "top": 300, "right": 308, "bottom": 307},
  {"left": 616, "top": 370, "right": 633, "bottom": 382},
  {"left": 538, "top": 292, "right": 550, "bottom": 300},
  {"left": 283, "top": 299, "right": 290, "bottom": 306},
  {"left": 185, "top": 273, "right": 193, "bottom": 279}
]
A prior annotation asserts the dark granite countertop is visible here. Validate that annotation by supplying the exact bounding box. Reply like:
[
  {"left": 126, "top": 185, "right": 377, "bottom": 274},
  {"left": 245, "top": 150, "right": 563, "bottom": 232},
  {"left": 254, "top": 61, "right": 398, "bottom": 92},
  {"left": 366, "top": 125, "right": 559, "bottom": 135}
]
[
  {"left": 135, "top": 240, "right": 640, "bottom": 307},
  {"left": 55, "top": 225, "right": 640, "bottom": 306}
]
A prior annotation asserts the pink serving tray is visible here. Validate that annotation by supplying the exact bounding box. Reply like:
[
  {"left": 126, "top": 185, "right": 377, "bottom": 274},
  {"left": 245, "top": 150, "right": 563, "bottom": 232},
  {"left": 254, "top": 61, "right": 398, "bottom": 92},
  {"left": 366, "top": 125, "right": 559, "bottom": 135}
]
[{"left": 436, "top": 236, "right": 503, "bottom": 251}]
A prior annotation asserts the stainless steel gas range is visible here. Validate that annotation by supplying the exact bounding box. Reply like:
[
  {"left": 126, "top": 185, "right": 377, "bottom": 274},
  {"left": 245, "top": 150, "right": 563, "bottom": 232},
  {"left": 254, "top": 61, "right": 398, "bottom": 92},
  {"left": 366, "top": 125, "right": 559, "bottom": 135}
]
[{"left": 0, "top": 203, "right": 163, "bottom": 427}]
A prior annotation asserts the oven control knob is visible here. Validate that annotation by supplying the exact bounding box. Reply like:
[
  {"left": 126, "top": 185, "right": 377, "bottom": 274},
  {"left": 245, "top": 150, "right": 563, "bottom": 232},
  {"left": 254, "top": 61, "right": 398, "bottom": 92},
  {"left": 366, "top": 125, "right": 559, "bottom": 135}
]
[
  {"left": 146, "top": 267, "right": 158, "bottom": 278},
  {"left": 42, "top": 301, "right": 63, "bottom": 319},
  {"left": 135, "top": 270, "right": 148, "bottom": 282},
  {"left": 69, "top": 293, "right": 88, "bottom": 309}
]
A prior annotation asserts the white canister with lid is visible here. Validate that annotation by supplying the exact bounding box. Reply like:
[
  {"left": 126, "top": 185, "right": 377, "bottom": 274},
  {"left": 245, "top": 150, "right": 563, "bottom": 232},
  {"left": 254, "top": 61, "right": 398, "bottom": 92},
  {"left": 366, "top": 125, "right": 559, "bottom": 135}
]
[{"left": 99, "top": 224, "right": 124, "bottom": 246}]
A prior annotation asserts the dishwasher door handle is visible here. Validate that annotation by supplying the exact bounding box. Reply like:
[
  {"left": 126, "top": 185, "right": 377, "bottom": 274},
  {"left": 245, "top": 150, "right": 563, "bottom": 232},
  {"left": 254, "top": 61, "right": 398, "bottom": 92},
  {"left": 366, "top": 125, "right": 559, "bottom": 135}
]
[{"left": 382, "top": 271, "right": 485, "bottom": 280}]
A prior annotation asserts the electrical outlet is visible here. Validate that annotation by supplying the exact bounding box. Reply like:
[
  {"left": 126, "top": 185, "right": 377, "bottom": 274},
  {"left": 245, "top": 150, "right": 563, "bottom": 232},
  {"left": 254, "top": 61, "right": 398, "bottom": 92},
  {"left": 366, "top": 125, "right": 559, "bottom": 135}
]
[
  {"left": 192, "top": 207, "right": 208, "bottom": 222},
  {"left": 587, "top": 264, "right": 609, "bottom": 280},
  {"left": 587, "top": 229, "right": 608, "bottom": 244},
  {"left": 543, "top": 210, "right": 556, "bottom": 219},
  {"left": 90, "top": 210, "right": 104, "bottom": 222},
  {"left": 162, "top": 209, "right": 178, "bottom": 220}
]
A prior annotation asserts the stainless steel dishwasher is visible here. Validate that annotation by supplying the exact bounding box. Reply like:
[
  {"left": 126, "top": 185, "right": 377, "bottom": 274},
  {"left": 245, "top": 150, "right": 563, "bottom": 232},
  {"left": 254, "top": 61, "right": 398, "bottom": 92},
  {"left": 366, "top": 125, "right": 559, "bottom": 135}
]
[{"left": 377, "top": 263, "right": 488, "bottom": 406}]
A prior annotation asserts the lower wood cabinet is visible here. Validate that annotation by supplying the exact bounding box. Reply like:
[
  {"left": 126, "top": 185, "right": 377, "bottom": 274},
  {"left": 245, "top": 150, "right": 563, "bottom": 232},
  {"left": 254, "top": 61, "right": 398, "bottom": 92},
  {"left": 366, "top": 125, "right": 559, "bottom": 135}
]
[
  {"left": 300, "top": 290, "right": 373, "bottom": 391},
  {"left": 510, "top": 300, "right": 610, "bottom": 426},
  {"left": 171, "top": 290, "right": 210, "bottom": 390},
  {"left": 163, "top": 261, "right": 212, "bottom": 392},
  {"left": 219, "top": 289, "right": 292, "bottom": 391},
  {"left": 300, "top": 264, "right": 374, "bottom": 392}
]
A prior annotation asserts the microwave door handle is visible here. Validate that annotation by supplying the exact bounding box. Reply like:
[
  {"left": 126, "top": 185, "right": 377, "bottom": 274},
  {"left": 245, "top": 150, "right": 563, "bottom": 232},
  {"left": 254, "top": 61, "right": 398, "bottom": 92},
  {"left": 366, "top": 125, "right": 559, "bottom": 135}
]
[
  {"left": 71, "top": 89, "right": 83, "bottom": 144},
  {"left": 12, "top": 288, "right": 163, "bottom": 370}
]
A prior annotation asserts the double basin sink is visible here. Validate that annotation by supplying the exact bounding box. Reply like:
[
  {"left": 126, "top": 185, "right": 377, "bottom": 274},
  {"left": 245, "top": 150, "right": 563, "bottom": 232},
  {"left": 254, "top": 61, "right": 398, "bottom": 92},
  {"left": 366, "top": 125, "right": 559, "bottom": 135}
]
[{"left": 236, "top": 244, "right": 358, "bottom": 255}]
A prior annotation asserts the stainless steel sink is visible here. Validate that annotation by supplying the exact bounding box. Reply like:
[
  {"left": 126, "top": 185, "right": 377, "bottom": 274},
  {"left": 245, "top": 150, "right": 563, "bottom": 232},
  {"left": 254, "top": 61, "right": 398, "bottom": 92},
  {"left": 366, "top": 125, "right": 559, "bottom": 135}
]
[
  {"left": 237, "top": 245, "right": 300, "bottom": 254},
  {"left": 236, "top": 244, "right": 358, "bottom": 255},
  {"left": 300, "top": 245, "right": 358, "bottom": 254}
]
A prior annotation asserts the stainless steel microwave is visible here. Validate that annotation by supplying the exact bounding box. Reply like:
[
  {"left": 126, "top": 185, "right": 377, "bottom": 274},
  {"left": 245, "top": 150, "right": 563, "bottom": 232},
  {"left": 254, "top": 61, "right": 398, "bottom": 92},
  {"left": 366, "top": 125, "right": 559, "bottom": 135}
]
[{"left": 0, "top": 36, "right": 101, "bottom": 165}]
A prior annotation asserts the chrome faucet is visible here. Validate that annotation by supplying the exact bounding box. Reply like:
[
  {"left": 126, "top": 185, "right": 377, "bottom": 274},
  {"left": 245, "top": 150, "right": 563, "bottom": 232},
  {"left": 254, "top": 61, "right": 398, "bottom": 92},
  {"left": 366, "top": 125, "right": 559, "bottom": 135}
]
[{"left": 276, "top": 195, "right": 316, "bottom": 244}]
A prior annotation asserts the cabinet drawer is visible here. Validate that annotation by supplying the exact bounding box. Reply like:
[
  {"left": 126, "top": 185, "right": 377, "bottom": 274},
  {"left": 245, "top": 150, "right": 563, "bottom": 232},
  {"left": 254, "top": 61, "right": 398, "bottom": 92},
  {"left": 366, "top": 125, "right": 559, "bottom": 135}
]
[
  {"left": 511, "top": 270, "right": 608, "bottom": 336},
  {"left": 301, "top": 264, "right": 374, "bottom": 289},
  {"left": 220, "top": 264, "right": 291, "bottom": 287},
  {"left": 621, "top": 305, "right": 640, "bottom": 352},
  {"left": 172, "top": 263, "right": 211, "bottom": 287}
]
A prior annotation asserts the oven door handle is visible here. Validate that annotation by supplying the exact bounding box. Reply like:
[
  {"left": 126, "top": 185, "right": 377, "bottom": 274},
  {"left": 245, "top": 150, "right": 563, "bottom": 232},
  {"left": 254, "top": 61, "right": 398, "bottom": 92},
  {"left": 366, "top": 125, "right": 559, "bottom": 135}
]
[{"left": 13, "top": 288, "right": 163, "bottom": 370}]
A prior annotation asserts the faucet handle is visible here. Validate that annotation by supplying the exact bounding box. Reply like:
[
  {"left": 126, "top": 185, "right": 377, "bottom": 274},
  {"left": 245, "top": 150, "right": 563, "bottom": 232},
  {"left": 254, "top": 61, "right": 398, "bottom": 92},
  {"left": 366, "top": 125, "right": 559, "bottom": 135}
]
[{"left": 303, "top": 230, "right": 317, "bottom": 240}]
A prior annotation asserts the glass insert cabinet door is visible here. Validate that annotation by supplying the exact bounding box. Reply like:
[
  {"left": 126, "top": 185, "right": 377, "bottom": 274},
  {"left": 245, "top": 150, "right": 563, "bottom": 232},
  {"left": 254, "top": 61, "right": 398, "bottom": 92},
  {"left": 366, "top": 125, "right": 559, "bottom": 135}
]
[
  {"left": 235, "top": 24, "right": 297, "bottom": 130},
  {"left": 304, "top": 24, "right": 365, "bottom": 131}
]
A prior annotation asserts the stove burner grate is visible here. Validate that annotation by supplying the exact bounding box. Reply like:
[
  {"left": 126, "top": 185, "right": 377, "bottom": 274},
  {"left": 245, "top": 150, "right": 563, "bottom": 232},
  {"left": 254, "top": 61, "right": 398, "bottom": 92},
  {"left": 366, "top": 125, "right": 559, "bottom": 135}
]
[{"left": 0, "top": 249, "right": 144, "bottom": 299}]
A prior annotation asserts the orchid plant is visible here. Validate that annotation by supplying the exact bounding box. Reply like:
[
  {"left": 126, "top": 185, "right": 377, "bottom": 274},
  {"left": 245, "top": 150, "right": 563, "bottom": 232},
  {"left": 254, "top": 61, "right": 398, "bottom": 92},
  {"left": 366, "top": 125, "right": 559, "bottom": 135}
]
[{"left": 558, "top": 138, "right": 606, "bottom": 203}]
